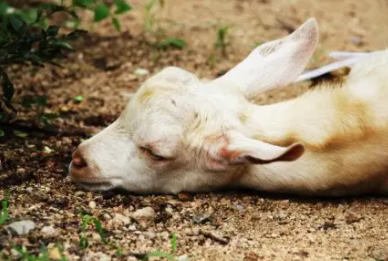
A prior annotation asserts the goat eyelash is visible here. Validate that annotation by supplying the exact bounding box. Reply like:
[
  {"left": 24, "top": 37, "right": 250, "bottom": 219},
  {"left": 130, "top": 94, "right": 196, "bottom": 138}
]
[{"left": 139, "top": 147, "right": 168, "bottom": 161}]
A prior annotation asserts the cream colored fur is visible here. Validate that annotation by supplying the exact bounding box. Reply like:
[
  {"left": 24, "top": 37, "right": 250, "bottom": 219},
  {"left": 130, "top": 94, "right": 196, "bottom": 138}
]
[{"left": 69, "top": 18, "right": 388, "bottom": 196}]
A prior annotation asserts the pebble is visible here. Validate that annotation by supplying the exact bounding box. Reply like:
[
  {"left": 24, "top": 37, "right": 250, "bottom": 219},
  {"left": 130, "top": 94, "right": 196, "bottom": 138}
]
[
  {"left": 193, "top": 212, "right": 212, "bottom": 224},
  {"left": 89, "top": 201, "right": 96, "bottom": 209},
  {"left": 16, "top": 168, "right": 26, "bottom": 175},
  {"left": 112, "top": 213, "right": 131, "bottom": 226},
  {"left": 177, "top": 255, "right": 190, "bottom": 261},
  {"left": 41, "top": 225, "right": 57, "bottom": 236},
  {"left": 48, "top": 247, "right": 62, "bottom": 260},
  {"left": 165, "top": 206, "right": 174, "bottom": 216},
  {"left": 369, "top": 247, "right": 387, "bottom": 261},
  {"left": 11, "top": 249, "right": 20, "bottom": 257},
  {"left": 6, "top": 220, "right": 36, "bottom": 235},
  {"left": 62, "top": 137, "right": 72, "bottom": 144},
  {"left": 235, "top": 204, "right": 245, "bottom": 213},
  {"left": 128, "top": 224, "right": 137, "bottom": 231},
  {"left": 144, "top": 231, "right": 156, "bottom": 239},
  {"left": 74, "top": 191, "right": 85, "bottom": 196},
  {"left": 350, "top": 36, "right": 363, "bottom": 46},
  {"left": 134, "top": 68, "right": 149, "bottom": 76},
  {"left": 132, "top": 207, "right": 156, "bottom": 228},
  {"left": 83, "top": 251, "right": 111, "bottom": 261}
]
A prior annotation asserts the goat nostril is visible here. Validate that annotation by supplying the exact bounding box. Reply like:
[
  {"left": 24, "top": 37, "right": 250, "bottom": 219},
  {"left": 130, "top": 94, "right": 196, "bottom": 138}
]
[{"left": 72, "top": 150, "right": 87, "bottom": 168}]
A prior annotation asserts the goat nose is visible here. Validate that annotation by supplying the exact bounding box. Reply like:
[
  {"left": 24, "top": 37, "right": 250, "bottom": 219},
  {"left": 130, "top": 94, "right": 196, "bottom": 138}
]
[{"left": 72, "top": 149, "right": 87, "bottom": 168}]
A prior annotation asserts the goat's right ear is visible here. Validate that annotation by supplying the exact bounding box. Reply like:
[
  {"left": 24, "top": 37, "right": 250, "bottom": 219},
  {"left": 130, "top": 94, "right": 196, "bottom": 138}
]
[
  {"left": 212, "top": 18, "right": 319, "bottom": 99},
  {"left": 205, "top": 133, "right": 305, "bottom": 171}
]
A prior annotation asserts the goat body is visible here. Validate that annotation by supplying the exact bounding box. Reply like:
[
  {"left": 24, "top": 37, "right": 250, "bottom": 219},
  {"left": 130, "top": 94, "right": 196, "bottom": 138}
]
[
  {"left": 242, "top": 53, "right": 388, "bottom": 195},
  {"left": 69, "top": 19, "right": 388, "bottom": 196}
]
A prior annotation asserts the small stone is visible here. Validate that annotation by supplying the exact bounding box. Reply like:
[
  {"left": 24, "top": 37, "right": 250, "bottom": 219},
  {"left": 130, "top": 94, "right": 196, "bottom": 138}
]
[
  {"left": 41, "top": 225, "right": 57, "bottom": 236},
  {"left": 112, "top": 213, "right": 131, "bottom": 226},
  {"left": 11, "top": 248, "right": 20, "bottom": 257},
  {"left": 144, "top": 231, "right": 156, "bottom": 239},
  {"left": 177, "top": 255, "right": 190, "bottom": 261},
  {"left": 74, "top": 191, "right": 85, "bottom": 196},
  {"left": 132, "top": 207, "right": 155, "bottom": 228},
  {"left": 91, "top": 232, "right": 100, "bottom": 241},
  {"left": 6, "top": 220, "right": 36, "bottom": 235},
  {"left": 165, "top": 206, "right": 174, "bottom": 216},
  {"left": 134, "top": 68, "right": 149, "bottom": 76},
  {"left": 350, "top": 36, "right": 363, "bottom": 46},
  {"left": 369, "top": 247, "right": 387, "bottom": 261},
  {"left": 89, "top": 201, "right": 96, "bottom": 209},
  {"left": 244, "top": 252, "right": 259, "bottom": 261},
  {"left": 193, "top": 213, "right": 212, "bottom": 224},
  {"left": 83, "top": 251, "right": 111, "bottom": 261},
  {"left": 30, "top": 152, "right": 39, "bottom": 158},
  {"left": 16, "top": 168, "right": 26, "bottom": 175},
  {"left": 62, "top": 137, "right": 72, "bottom": 144},
  {"left": 235, "top": 204, "right": 245, "bottom": 213},
  {"left": 48, "top": 247, "right": 62, "bottom": 260},
  {"left": 128, "top": 224, "right": 137, "bottom": 231}
]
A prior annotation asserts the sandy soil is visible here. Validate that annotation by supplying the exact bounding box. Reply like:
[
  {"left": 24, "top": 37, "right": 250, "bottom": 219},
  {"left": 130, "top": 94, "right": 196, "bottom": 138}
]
[{"left": 1, "top": 0, "right": 388, "bottom": 260}]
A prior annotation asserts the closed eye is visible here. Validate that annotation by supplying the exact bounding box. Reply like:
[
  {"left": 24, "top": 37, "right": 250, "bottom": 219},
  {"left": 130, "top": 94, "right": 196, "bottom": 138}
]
[{"left": 139, "top": 146, "right": 168, "bottom": 161}]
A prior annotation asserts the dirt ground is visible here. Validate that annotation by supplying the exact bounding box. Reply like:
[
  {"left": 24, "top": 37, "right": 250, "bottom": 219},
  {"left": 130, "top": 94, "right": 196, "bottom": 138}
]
[{"left": 2, "top": 0, "right": 388, "bottom": 260}]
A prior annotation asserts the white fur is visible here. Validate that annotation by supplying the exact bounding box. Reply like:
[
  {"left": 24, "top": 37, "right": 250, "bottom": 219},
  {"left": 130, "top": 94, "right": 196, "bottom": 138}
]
[{"left": 69, "top": 19, "right": 388, "bottom": 196}]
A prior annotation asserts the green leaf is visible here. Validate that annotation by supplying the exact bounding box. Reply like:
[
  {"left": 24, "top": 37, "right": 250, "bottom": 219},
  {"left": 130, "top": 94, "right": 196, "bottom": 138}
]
[
  {"left": 46, "top": 25, "right": 60, "bottom": 36},
  {"left": 50, "top": 40, "right": 75, "bottom": 51},
  {"left": 13, "top": 130, "right": 28, "bottom": 138},
  {"left": 92, "top": 218, "right": 107, "bottom": 244},
  {"left": 94, "top": 4, "right": 110, "bottom": 22},
  {"left": 79, "top": 236, "right": 88, "bottom": 249},
  {"left": 74, "top": 95, "right": 84, "bottom": 102},
  {"left": 114, "top": 0, "right": 132, "bottom": 15},
  {"left": 158, "top": 37, "right": 187, "bottom": 49},
  {"left": 0, "top": 199, "right": 9, "bottom": 226},
  {"left": 112, "top": 17, "right": 121, "bottom": 31},
  {"left": 0, "top": 1, "right": 9, "bottom": 16},
  {"left": 171, "top": 234, "right": 177, "bottom": 254},
  {"left": 65, "top": 29, "right": 88, "bottom": 40},
  {"left": 72, "top": 0, "right": 95, "bottom": 8},
  {"left": 145, "top": 0, "right": 157, "bottom": 12},
  {"left": 0, "top": 129, "right": 4, "bottom": 138},
  {"left": 147, "top": 250, "right": 175, "bottom": 260},
  {"left": 9, "top": 16, "right": 26, "bottom": 35}
]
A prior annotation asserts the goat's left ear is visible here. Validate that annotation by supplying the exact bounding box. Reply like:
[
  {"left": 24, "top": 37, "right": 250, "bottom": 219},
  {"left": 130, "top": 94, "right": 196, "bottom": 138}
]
[
  {"left": 207, "top": 135, "right": 304, "bottom": 170},
  {"left": 212, "top": 18, "right": 319, "bottom": 99}
]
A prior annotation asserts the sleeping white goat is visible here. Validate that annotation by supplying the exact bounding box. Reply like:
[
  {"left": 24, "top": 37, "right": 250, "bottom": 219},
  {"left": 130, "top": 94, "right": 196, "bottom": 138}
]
[{"left": 69, "top": 18, "right": 388, "bottom": 196}]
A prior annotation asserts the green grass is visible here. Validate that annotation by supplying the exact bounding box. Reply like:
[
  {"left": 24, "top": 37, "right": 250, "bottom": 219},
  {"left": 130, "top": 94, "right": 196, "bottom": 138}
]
[
  {"left": 79, "top": 207, "right": 108, "bottom": 249},
  {"left": 146, "top": 234, "right": 192, "bottom": 261},
  {"left": 215, "top": 25, "right": 231, "bottom": 56},
  {"left": 0, "top": 195, "right": 9, "bottom": 226},
  {"left": 5, "top": 244, "right": 67, "bottom": 261},
  {"left": 143, "top": 0, "right": 186, "bottom": 50}
]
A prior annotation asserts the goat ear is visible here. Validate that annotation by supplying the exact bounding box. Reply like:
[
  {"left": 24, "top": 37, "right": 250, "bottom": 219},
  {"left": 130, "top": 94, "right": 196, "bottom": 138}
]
[
  {"left": 213, "top": 18, "right": 318, "bottom": 99},
  {"left": 207, "top": 135, "right": 304, "bottom": 171},
  {"left": 148, "top": 66, "right": 199, "bottom": 85}
]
